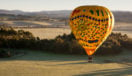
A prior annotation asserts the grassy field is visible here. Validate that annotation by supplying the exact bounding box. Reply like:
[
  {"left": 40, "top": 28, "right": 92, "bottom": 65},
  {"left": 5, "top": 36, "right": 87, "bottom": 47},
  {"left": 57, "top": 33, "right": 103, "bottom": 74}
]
[
  {"left": 0, "top": 20, "right": 67, "bottom": 28},
  {"left": 114, "top": 31, "right": 132, "bottom": 38},
  {"left": 15, "top": 28, "right": 132, "bottom": 39},
  {"left": 15, "top": 28, "right": 71, "bottom": 39},
  {"left": 0, "top": 21, "right": 52, "bottom": 27},
  {"left": 0, "top": 49, "right": 131, "bottom": 76}
]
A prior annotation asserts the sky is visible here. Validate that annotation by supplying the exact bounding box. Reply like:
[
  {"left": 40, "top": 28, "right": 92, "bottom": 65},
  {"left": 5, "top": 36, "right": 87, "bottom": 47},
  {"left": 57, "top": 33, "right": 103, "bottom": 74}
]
[{"left": 0, "top": 0, "right": 132, "bottom": 12}]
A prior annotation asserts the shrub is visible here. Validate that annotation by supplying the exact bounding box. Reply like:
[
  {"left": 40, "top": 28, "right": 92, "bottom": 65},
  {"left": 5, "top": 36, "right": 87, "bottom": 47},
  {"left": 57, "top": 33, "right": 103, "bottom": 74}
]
[
  {"left": 0, "top": 27, "right": 131, "bottom": 56},
  {"left": 121, "top": 38, "right": 132, "bottom": 50},
  {"left": 95, "top": 39, "right": 122, "bottom": 55},
  {"left": 53, "top": 32, "right": 131, "bottom": 55},
  {"left": 70, "top": 40, "right": 85, "bottom": 54},
  {"left": 51, "top": 38, "right": 71, "bottom": 54},
  {"left": 0, "top": 48, "right": 11, "bottom": 58}
]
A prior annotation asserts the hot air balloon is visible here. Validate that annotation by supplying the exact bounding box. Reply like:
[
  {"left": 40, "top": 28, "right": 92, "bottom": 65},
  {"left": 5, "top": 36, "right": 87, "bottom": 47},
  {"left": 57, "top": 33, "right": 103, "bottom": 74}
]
[{"left": 69, "top": 6, "right": 114, "bottom": 62}]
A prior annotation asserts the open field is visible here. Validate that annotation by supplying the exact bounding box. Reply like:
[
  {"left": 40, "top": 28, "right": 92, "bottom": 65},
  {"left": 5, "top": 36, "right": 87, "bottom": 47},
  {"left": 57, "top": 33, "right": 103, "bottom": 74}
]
[
  {"left": 0, "top": 20, "right": 67, "bottom": 28},
  {"left": 0, "top": 21, "right": 52, "bottom": 27},
  {"left": 114, "top": 22, "right": 132, "bottom": 31},
  {"left": 114, "top": 31, "right": 132, "bottom": 38},
  {"left": 15, "top": 28, "right": 132, "bottom": 39},
  {"left": 0, "top": 49, "right": 131, "bottom": 76},
  {"left": 15, "top": 28, "right": 71, "bottom": 39}
]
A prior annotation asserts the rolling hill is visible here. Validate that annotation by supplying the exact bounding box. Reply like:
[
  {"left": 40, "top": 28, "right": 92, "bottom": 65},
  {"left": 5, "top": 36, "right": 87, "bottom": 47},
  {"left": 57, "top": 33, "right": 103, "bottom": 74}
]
[{"left": 0, "top": 9, "right": 132, "bottom": 22}]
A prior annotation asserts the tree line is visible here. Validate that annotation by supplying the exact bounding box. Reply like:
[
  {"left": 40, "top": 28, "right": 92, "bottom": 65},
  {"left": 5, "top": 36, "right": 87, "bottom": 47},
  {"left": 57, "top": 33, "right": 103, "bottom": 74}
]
[{"left": 0, "top": 27, "right": 132, "bottom": 57}]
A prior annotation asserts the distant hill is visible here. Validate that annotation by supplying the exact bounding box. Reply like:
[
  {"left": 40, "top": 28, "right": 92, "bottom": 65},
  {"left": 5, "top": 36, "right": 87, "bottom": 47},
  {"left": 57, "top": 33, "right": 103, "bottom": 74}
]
[
  {"left": 0, "top": 9, "right": 27, "bottom": 15},
  {"left": 113, "top": 11, "right": 132, "bottom": 23},
  {"left": 0, "top": 9, "right": 132, "bottom": 23}
]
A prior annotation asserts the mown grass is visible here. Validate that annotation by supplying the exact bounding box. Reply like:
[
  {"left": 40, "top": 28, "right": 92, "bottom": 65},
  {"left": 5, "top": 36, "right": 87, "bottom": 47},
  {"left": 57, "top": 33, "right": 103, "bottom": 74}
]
[{"left": 0, "top": 49, "right": 131, "bottom": 76}]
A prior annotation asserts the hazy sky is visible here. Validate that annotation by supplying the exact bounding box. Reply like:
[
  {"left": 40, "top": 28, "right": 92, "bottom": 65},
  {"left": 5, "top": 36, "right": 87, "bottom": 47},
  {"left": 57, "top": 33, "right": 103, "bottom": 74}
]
[{"left": 0, "top": 0, "right": 132, "bottom": 12}]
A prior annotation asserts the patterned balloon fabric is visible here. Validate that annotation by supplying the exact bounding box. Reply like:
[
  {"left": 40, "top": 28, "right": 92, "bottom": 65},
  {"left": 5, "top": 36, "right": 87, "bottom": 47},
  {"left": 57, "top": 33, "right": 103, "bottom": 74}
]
[{"left": 69, "top": 6, "right": 114, "bottom": 56}]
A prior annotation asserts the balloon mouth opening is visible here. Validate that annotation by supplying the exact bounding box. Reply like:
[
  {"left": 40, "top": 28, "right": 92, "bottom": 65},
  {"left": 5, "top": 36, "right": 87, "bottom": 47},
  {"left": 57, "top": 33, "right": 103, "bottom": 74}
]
[
  {"left": 85, "top": 48, "right": 95, "bottom": 56},
  {"left": 88, "top": 40, "right": 98, "bottom": 43}
]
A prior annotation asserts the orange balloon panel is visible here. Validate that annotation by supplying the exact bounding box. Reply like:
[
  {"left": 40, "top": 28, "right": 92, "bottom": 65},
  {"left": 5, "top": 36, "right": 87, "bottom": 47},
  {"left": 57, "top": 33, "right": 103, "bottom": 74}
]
[{"left": 69, "top": 6, "right": 114, "bottom": 56}]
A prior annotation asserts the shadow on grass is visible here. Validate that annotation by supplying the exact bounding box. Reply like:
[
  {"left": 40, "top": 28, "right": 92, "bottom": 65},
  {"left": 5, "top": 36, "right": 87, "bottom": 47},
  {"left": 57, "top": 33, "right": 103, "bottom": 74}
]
[
  {"left": 74, "top": 67, "right": 132, "bottom": 76},
  {"left": 0, "top": 50, "right": 132, "bottom": 65},
  {"left": 0, "top": 50, "right": 88, "bottom": 62}
]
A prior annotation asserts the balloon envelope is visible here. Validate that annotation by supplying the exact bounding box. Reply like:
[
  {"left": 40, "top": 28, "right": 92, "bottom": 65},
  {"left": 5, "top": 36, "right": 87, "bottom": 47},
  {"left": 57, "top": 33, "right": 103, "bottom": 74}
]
[{"left": 69, "top": 6, "right": 114, "bottom": 56}]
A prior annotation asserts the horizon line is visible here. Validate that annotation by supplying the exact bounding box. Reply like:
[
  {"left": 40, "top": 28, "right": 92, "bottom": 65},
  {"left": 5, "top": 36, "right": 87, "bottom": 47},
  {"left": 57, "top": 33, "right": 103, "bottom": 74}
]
[{"left": 0, "top": 9, "right": 132, "bottom": 12}]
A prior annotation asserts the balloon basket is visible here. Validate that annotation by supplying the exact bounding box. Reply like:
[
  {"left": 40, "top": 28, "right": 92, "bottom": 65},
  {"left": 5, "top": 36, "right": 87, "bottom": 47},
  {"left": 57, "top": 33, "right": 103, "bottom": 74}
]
[{"left": 88, "top": 55, "right": 93, "bottom": 63}]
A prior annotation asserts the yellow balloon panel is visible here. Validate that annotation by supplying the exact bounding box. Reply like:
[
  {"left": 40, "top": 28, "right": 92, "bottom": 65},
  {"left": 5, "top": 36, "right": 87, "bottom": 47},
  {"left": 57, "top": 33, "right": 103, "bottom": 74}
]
[{"left": 69, "top": 6, "right": 114, "bottom": 55}]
